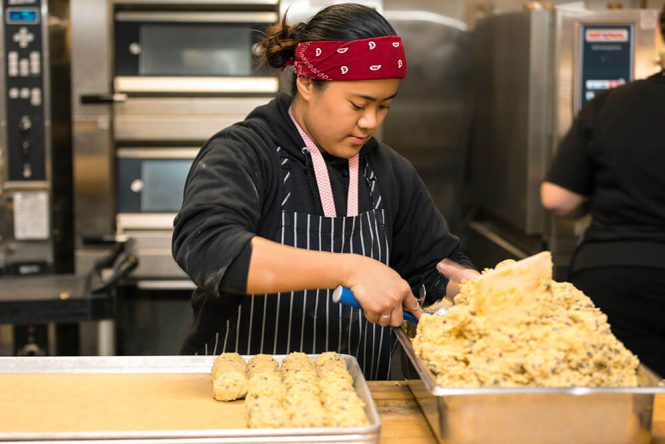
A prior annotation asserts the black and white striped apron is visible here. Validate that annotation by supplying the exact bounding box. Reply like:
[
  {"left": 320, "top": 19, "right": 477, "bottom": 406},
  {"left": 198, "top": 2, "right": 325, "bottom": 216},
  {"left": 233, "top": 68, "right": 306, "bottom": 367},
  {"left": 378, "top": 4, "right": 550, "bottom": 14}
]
[{"left": 200, "top": 146, "right": 394, "bottom": 380}]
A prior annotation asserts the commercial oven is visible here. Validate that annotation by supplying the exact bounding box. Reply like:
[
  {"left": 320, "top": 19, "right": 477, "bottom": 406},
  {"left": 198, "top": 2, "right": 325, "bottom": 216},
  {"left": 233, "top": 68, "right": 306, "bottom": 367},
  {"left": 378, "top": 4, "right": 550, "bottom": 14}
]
[
  {"left": 464, "top": 5, "right": 660, "bottom": 277},
  {"left": 71, "top": 0, "right": 280, "bottom": 286}
]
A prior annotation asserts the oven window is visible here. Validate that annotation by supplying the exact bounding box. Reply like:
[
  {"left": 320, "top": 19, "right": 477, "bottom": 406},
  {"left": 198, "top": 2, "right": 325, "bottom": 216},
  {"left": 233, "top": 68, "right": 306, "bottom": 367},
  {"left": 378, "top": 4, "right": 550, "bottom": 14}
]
[
  {"left": 141, "top": 159, "right": 191, "bottom": 212},
  {"left": 140, "top": 24, "right": 252, "bottom": 76}
]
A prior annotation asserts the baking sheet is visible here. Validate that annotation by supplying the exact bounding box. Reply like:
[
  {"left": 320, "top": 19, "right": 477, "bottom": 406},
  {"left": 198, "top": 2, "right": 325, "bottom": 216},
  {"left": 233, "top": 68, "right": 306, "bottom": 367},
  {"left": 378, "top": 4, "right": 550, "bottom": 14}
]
[
  {"left": 0, "top": 355, "right": 380, "bottom": 444},
  {"left": 395, "top": 328, "right": 665, "bottom": 444}
]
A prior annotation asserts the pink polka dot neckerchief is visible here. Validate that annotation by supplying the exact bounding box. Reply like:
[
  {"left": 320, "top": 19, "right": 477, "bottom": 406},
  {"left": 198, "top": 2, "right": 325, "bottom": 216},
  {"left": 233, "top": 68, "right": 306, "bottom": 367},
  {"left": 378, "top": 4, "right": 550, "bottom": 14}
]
[{"left": 288, "top": 107, "right": 359, "bottom": 218}]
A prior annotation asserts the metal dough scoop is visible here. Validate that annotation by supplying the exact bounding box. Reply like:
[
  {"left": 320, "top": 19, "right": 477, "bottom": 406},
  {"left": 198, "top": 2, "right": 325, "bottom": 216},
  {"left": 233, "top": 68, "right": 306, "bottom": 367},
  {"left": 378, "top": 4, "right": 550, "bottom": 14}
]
[{"left": 420, "top": 284, "right": 453, "bottom": 316}]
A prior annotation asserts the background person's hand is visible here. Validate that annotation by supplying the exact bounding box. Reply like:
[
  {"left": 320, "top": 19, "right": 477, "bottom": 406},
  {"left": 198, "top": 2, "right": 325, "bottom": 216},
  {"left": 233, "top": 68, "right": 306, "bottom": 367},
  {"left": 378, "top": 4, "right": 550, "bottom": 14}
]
[
  {"left": 436, "top": 258, "right": 480, "bottom": 298},
  {"left": 343, "top": 255, "right": 421, "bottom": 327}
]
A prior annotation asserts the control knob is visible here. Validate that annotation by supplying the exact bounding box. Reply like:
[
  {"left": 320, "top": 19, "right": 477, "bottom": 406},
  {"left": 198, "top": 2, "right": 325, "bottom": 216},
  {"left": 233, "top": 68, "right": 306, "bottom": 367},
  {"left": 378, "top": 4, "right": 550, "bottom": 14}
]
[{"left": 19, "top": 115, "right": 32, "bottom": 131}]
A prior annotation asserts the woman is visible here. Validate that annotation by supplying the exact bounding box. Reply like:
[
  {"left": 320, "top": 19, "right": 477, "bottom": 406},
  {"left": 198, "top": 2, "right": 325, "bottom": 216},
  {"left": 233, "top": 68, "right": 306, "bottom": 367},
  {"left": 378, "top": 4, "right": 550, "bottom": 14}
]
[
  {"left": 173, "top": 3, "right": 477, "bottom": 379},
  {"left": 541, "top": 4, "right": 665, "bottom": 376}
]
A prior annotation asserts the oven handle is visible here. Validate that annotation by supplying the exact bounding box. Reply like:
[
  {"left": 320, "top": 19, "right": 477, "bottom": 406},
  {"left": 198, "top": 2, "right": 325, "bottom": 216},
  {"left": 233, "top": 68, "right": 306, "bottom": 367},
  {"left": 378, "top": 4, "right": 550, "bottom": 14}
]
[
  {"left": 80, "top": 93, "right": 128, "bottom": 105},
  {"left": 115, "top": 11, "right": 278, "bottom": 24},
  {"left": 113, "top": 76, "right": 279, "bottom": 95}
]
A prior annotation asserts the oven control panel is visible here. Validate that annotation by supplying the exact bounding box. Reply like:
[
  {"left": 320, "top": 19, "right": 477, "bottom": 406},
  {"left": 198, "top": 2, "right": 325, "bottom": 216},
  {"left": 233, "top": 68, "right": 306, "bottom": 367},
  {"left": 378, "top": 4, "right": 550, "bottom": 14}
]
[
  {"left": 578, "top": 24, "right": 633, "bottom": 111},
  {"left": 3, "top": 0, "right": 46, "bottom": 181}
]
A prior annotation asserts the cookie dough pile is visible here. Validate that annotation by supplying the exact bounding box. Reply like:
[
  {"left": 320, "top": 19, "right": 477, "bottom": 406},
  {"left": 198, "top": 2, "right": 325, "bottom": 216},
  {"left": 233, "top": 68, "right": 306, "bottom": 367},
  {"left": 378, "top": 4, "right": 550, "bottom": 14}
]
[
  {"left": 210, "top": 351, "right": 369, "bottom": 428},
  {"left": 413, "top": 253, "right": 640, "bottom": 388}
]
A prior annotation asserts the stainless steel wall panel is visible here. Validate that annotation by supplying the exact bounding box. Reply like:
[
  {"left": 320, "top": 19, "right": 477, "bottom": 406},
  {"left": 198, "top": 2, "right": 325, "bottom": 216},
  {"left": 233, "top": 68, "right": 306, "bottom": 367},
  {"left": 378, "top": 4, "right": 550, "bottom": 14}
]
[
  {"left": 525, "top": 11, "right": 555, "bottom": 236},
  {"left": 71, "top": 117, "right": 114, "bottom": 239},
  {"left": 71, "top": 0, "right": 115, "bottom": 255},
  {"left": 382, "top": 7, "right": 472, "bottom": 227},
  {"left": 281, "top": 0, "right": 382, "bottom": 22},
  {"left": 385, "top": 0, "right": 466, "bottom": 22},
  {"left": 467, "top": 10, "right": 553, "bottom": 235},
  {"left": 70, "top": 0, "right": 113, "bottom": 118}
]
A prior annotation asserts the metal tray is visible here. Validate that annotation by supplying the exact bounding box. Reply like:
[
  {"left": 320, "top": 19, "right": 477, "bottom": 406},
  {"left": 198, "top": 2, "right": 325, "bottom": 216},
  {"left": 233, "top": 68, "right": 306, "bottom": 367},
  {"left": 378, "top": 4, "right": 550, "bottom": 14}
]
[
  {"left": 0, "top": 355, "right": 380, "bottom": 444},
  {"left": 396, "top": 328, "right": 665, "bottom": 444}
]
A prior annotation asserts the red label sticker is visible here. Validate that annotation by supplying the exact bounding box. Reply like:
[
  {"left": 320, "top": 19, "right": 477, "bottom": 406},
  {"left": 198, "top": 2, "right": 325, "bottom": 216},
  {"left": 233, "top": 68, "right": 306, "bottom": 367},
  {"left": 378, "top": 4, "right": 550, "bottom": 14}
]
[{"left": 585, "top": 29, "right": 629, "bottom": 42}]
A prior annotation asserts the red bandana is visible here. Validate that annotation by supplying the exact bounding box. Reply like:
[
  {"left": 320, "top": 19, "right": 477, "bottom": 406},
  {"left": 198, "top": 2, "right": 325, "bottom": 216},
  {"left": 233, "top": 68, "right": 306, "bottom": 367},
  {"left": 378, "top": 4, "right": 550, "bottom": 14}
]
[{"left": 291, "top": 35, "right": 407, "bottom": 81}]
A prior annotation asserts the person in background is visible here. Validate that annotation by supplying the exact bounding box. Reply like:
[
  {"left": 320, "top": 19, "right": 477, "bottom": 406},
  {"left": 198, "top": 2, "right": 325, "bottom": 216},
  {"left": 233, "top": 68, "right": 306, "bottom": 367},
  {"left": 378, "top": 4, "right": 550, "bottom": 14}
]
[
  {"left": 172, "top": 3, "right": 478, "bottom": 379},
  {"left": 541, "top": 4, "right": 665, "bottom": 377}
]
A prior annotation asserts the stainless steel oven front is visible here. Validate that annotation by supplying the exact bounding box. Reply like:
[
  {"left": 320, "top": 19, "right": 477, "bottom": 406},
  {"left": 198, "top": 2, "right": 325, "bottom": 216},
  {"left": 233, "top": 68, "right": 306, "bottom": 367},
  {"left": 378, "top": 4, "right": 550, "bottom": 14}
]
[
  {"left": 111, "top": 1, "right": 280, "bottom": 147},
  {"left": 71, "top": 0, "right": 279, "bottom": 285},
  {"left": 115, "top": 148, "right": 196, "bottom": 282}
]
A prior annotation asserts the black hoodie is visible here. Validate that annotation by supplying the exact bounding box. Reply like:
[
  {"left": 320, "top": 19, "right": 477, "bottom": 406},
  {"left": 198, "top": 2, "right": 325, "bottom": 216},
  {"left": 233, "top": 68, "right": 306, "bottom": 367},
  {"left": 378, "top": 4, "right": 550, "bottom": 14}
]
[{"left": 172, "top": 94, "right": 472, "bottom": 352}]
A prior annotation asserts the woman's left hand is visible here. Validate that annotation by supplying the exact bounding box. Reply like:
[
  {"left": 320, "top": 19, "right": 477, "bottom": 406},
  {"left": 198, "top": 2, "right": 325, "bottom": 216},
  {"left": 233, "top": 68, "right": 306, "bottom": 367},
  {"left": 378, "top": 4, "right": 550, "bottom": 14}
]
[{"left": 436, "top": 259, "right": 481, "bottom": 298}]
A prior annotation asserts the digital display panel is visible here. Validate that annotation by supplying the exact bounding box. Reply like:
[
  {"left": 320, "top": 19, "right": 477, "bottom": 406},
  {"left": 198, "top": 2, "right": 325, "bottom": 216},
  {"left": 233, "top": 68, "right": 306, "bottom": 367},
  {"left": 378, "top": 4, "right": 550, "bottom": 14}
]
[
  {"left": 579, "top": 24, "right": 633, "bottom": 110},
  {"left": 6, "top": 8, "right": 39, "bottom": 24}
]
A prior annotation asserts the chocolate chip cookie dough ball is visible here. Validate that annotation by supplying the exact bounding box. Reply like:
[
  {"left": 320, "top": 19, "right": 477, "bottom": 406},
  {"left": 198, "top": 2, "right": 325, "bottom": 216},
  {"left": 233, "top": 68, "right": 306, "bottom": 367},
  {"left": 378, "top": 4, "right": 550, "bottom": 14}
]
[{"left": 211, "top": 352, "right": 247, "bottom": 401}]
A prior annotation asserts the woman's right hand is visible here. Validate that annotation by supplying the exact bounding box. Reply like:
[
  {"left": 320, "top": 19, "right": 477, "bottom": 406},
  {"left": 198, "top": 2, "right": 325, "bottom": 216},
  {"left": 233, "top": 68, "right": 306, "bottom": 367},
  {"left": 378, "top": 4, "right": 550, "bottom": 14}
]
[{"left": 342, "top": 254, "right": 421, "bottom": 328}]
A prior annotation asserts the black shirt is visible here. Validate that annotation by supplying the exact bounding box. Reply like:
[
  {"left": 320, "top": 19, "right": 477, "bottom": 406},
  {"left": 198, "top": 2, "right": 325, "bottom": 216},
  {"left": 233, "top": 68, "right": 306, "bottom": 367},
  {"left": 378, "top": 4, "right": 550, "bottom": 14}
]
[
  {"left": 172, "top": 94, "right": 472, "bottom": 351},
  {"left": 546, "top": 71, "right": 665, "bottom": 245}
]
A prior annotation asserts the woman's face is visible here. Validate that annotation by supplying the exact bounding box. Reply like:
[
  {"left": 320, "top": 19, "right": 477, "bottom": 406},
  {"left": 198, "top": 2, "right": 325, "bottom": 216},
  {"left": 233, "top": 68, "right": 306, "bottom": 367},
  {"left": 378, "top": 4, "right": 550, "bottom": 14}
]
[{"left": 296, "top": 78, "right": 400, "bottom": 159}]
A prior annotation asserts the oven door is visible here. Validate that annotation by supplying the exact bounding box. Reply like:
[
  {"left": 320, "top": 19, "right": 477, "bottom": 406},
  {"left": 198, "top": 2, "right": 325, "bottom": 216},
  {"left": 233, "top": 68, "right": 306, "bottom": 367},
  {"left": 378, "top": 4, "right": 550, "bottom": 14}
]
[
  {"left": 114, "top": 10, "right": 279, "bottom": 93},
  {"left": 116, "top": 147, "right": 197, "bottom": 282},
  {"left": 116, "top": 147, "right": 196, "bottom": 214}
]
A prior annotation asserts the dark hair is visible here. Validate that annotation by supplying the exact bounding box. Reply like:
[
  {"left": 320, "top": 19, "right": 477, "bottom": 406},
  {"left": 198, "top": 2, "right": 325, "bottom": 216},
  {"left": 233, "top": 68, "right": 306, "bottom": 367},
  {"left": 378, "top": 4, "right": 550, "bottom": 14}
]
[{"left": 259, "top": 3, "right": 397, "bottom": 92}]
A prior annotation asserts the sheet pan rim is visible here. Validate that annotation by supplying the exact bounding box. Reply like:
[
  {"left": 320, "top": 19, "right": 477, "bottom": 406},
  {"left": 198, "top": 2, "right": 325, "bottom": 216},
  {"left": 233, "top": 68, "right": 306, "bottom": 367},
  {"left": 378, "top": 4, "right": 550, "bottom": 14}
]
[{"left": 0, "top": 354, "right": 380, "bottom": 443}]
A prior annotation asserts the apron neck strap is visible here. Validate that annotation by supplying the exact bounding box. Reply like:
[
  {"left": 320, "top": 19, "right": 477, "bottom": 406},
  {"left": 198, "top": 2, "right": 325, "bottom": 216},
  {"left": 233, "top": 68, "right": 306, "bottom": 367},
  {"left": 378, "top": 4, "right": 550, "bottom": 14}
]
[{"left": 288, "top": 107, "right": 359, "bottom": 217}]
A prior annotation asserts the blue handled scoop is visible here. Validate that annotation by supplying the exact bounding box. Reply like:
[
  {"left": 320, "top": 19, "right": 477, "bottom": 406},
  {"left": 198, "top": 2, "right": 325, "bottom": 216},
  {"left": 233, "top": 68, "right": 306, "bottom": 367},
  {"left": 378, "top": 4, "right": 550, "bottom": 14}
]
[{"left": 332, "top": 286, "right": 420, "bottom": 323}]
